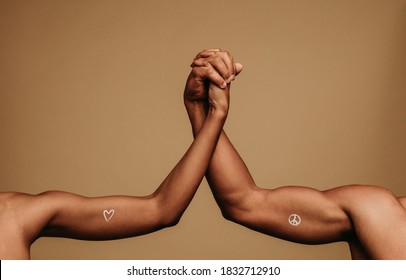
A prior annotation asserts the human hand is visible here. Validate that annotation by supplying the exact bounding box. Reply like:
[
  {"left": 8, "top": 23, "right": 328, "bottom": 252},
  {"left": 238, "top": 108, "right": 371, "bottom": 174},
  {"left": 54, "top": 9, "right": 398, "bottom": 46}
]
[
  {"left": 184, "top": 49, "right": 243, "bottom": 107},
  {"left": 206, "top": 81, "right": 230, "bottom": 117}
]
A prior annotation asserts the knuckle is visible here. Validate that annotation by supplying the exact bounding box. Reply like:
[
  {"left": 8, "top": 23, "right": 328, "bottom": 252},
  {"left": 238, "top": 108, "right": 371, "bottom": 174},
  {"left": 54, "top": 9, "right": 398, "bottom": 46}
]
[
  {"left": 206, "top": 67, "right": 215, "bottom": 75},
  {"left": 192, "top": 67, "right": 201, "bottom": 76},
  {"left": 193, "top": 58, "right": 202, "bottom": 65}
]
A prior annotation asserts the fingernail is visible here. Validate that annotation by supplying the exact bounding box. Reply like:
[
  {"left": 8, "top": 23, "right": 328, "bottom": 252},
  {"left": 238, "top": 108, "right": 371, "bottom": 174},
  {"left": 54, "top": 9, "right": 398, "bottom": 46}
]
[{"left": 221, "top": 81, "right": 227, "bottom": 88}]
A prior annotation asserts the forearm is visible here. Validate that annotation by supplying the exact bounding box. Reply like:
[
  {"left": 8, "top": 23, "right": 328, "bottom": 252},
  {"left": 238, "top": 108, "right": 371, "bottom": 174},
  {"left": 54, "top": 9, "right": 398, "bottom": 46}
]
[
  {"left": 185, "top": 102, "right": 257, "bottom": 215},
  {"left": 151, "top": 106, "right": 226, "bottom": 224},
  {"left": 185, "top": 100, "right": 207, "bottom": 136}
]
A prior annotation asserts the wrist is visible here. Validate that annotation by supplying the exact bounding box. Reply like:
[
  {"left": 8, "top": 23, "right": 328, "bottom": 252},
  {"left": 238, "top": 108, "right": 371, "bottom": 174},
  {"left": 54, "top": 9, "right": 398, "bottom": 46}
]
[
  {"left": 184, "top": 98, "right": 208, "bottom": 114},
  {"left": 184, "top": 98, "right": 228, "bottom": 122},
  {"left": 208, "top": 106, "right": 228, "bottom": 121}
]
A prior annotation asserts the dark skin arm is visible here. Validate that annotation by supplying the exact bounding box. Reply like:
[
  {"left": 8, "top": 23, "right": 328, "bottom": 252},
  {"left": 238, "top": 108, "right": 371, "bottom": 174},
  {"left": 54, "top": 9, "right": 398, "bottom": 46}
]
[
  {"left": 0, "top": 63, "right": 231, "bottom": 259},
  {"left": 185, "top": 49, "right": 406, "bottom": 259}
]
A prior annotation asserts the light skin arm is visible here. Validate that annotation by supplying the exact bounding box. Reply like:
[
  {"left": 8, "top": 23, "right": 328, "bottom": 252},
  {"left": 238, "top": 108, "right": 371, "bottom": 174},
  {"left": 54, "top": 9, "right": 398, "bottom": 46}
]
[{"left": 14, "top": 69, "right": 231, "bottom": 244}]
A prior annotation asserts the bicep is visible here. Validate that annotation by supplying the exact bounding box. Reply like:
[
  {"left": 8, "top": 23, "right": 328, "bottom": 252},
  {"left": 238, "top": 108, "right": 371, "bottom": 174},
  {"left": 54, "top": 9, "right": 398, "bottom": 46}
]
[
  {"left": 42, "top": 191, "right": 163, "bottom": 240},
  {"left": 237, "top": 186, "right": 352, "bottom": 244}
]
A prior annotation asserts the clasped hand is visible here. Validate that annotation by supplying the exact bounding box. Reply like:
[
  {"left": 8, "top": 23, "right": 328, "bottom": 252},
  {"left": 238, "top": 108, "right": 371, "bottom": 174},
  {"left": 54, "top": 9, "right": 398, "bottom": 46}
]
[{"left": 184, "top": 48, "right": 243, "bottom": 116}]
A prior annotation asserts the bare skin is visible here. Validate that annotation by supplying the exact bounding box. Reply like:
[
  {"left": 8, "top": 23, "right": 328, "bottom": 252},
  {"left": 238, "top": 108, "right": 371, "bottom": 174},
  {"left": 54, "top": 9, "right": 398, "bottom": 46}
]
[
  {"left": 0, "top": 67, "right": 232, "bottom": 260},
  {"left": 185, "top": 48, "right": 406, "bottom": 260}
]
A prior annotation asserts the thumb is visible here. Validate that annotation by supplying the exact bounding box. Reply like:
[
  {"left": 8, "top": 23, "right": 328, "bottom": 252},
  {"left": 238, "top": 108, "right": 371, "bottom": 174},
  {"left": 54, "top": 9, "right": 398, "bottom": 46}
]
[{"left": 235, "top": 63, "right": 243, "bottom": 76}]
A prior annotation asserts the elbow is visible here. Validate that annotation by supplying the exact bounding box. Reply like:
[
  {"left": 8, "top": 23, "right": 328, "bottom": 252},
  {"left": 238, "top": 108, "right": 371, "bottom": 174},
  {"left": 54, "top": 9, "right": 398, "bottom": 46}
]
[
  {"left": 221, "top": 208, "right": 234, "bottom": 222},
  {"left": 219, "top": 203, "right": 239, "bottom": 222},
  {"left": 222, "top": 209, "right": 239, "bottom": 225},
  {"left": 152, "top": 196, "right": 184, "bottom": 229},
  {"left": 159, "top": 212, "right": 182, "bottom": 228},
  {"left": 220, "top": 206, "right": 249, "bottom": 226},
  {"left": 218, "top": 197, "right": 256, "bottom": 226},
  {"left": 217, "top": 187, "right": 262, "bottom": 226}
]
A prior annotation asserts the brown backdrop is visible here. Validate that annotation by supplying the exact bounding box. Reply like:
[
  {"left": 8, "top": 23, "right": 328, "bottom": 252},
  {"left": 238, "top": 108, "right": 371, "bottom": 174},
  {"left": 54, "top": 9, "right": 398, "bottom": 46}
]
[{"left": 1, "top": 0, "right": 405, "bottom": 259}]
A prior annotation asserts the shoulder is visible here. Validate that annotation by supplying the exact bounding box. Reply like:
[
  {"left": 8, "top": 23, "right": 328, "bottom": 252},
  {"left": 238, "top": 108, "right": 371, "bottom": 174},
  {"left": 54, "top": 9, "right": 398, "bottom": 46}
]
[
  {"left": 0, "top": 190, "right": 71, "bottom": 211},
  {"left": 326, "top": 184, "right": 399, "bottom": 214},
  {"left": 0, "top": 192, "right": 39, "bottom": 246},
  {"left": 0, "top": 191, "right": 35, "bottom": 213},
  {"left": 0, "top": 191, "right": 73, "bottom": 243}
]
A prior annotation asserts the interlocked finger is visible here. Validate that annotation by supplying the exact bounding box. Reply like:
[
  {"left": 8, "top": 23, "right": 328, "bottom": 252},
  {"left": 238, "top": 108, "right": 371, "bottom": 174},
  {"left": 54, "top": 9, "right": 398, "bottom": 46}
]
[{"left": 193, "top": 50, "right": 235, "bottom": 82}]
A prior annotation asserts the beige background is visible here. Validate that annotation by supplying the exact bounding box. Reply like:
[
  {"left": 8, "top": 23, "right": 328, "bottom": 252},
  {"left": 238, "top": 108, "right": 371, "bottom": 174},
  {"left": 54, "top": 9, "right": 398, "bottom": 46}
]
[{"left": 1, "top": 0, "right": 405, "bottom": 259}]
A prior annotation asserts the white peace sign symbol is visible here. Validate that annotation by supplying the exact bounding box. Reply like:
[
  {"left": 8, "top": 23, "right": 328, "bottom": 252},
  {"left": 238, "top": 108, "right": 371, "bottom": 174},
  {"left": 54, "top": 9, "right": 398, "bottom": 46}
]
[{"left": 288, "top": 214, "right": 301, "bottom": 226}]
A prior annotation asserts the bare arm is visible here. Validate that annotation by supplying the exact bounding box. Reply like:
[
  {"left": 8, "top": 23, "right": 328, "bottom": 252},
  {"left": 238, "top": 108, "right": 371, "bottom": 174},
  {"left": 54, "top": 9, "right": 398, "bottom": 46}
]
[
  {"left": 185, "top": 49, "right": 352, "bottom": 245},
  {"left": 11, "top": 68, "right": 231, "bottom": 244},
  {"left": 43, "top": 91, "right": 228, "bottom": 240},
  {"left": 186, "top": 49, "right": 406, "bottom": 260},
  {"left": 187, "top": 114, "right": 352, "bottom": 244}
]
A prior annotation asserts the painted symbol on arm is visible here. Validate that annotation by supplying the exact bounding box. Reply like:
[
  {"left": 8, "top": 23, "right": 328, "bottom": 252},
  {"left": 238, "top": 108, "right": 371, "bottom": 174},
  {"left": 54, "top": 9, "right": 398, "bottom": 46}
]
[
  {"left": 103, "top": 209, "right": 115, "bottom": 222},
  {"left": 288, "top": 214, "right": 301, "bottom": 226}
]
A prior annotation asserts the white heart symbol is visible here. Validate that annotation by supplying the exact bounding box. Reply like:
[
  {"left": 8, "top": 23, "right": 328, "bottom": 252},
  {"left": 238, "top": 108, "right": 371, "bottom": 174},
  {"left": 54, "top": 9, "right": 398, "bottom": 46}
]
[{"left": 103, "top": 209, "right": 115, "bottom": 222}]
